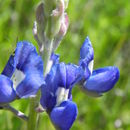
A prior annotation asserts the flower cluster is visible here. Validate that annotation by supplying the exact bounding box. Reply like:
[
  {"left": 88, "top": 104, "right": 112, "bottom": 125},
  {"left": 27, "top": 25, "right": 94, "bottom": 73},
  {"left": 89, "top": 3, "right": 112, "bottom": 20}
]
[
  {"left": 0, "top": 36, "right": 119, "bottom": 130},
  {"left": 40, "top": 37, "right": 119, "bottom": 130},
  {"left": 0, "top": 1, "right": 120, "bottom": 130}
]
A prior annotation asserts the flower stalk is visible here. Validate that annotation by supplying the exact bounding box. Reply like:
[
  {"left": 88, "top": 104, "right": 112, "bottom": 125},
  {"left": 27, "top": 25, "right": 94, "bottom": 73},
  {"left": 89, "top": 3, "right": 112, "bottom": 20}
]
[
  {"left": 28, "top": 0, "right": 70, "bottom": 130},
  {"left": 42, "top": 39, "right": 54, "bottom": 76},
  {"left": 27, "top": 98, "right": 38, "bottom": 130}
]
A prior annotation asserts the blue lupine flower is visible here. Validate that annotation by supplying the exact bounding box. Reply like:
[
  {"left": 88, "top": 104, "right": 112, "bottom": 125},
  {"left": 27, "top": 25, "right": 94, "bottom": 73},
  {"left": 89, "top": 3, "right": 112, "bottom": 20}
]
[
  {"left": 40, "top": 36, "right": 120, "bottom": 129},
  {"left": 40, "top": 62, "right": 83, "bottom": 130},
  {"left": 0, "top": 41, "right": 44, "bottom": 104},
  {"left": 79, "top": 37, "right": 120, "bottom": 97}
]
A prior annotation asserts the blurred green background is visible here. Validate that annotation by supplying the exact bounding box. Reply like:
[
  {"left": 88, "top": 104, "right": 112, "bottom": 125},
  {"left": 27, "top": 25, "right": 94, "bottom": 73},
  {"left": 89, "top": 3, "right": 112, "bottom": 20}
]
[{"left": 0, "top": 0, "right": 130, "bottom": 130}]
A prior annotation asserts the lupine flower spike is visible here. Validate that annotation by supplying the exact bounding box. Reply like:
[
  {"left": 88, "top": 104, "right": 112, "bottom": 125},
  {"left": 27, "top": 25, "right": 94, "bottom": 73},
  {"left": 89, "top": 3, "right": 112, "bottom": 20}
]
[
  {"left": 0, "top": 0, "right": 120, "bottom": 130},
  {"left": 40, "top": 36, "right": 119, "bottom": 130}
]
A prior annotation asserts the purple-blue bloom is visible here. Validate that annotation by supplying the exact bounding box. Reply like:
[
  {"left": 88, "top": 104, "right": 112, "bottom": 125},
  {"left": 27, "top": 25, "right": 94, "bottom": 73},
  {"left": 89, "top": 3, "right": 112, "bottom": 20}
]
[
  {"left": 0, "top": 36, "right": 119, "bottom": 129},
  {"left": 79, "top": 37, "right": 120, "bottom": 97},
  {"left": 40, "top": 36, "right": 120, "bottom": 130},
  {"left": 40, "top": 62, "right": 83, "bottom": 130},
  {"left": 0, "top": 41, "right": 44, "bottom": 104}
]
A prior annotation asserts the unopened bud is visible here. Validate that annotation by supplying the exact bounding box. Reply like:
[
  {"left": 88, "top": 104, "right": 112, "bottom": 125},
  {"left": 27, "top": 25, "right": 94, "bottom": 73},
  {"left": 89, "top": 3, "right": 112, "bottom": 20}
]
[
  {"left": 57, "top": 13, "right": 68, "bottom": 36},
  {"left": 46, "top": 0, "right": 65, "bottom": 39},
  {"left": 51, "top": 0, "right": 64, "bottom": 17},
  {"left": 35, "top": 3, "right": 48, "bottom": 50},
  {"left": 36, "top": 3, "right": 46, "bottom": 38},
  {"left": 43, "top": 0, "right": 56, "bottom": 17},
  {"left": 36, "top": 3, "right": 45, "bottom": 25},
  {"left": 52, "top": 13, "right": 69, "bottom": 51},
  {"left": 61, "top": 13, "right": 69, "bottom": 35}
]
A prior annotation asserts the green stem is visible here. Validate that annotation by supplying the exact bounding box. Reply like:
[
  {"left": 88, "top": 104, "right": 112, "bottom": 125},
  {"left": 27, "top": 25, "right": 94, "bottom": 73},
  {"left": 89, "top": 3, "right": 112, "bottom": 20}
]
[
  {"left": 43, "top": 39, "right": 54, "bottom": 76},
  {"left": 27, "top": 98, "right": 39, "bottom": 130}
]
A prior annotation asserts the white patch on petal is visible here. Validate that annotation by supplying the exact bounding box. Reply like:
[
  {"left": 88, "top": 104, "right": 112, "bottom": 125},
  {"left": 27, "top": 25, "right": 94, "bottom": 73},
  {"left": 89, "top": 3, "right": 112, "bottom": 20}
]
[
  {"left": 11, "top": 69, "right": 25, "bottom": 90},
  {"left": 88, "top": 60, "right": 94, "bottom": 74},
  {"left": 56, "top": 87, "right": 69, "bottom": 106}
]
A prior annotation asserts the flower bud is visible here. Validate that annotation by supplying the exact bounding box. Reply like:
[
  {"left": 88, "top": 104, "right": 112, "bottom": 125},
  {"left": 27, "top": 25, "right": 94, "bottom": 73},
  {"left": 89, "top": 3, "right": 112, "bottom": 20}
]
[
  {"left": 43, "top": 0, "right": 56, "bottom": 17},
  {"left": 36, "top": 3, "right": 45, "bottom": 28},
  {"left": 36, "top": 3, "right": 46, "bottom": 43},
  {"left": 45, "top": 0, "right": 65, "bottom": 39},
  {"left": 52, "top": 13, "right": 69, "bottom": 51}
]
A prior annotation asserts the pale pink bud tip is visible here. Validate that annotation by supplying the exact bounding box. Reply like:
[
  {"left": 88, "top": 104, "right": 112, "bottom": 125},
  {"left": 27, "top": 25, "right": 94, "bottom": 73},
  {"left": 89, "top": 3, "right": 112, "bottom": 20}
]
[
  {"left": 59, "top": 13, "right": 69, "bottom": 36},
  {"left": 64, "top": 13, "right": 69, "bottom": 30},
  {"left": 51, "top": 0, "right": 65, "bottom": 17}
]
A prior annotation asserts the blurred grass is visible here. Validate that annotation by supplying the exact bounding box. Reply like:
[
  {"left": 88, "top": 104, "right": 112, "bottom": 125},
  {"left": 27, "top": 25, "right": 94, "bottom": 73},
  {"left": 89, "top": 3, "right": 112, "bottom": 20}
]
[{"left": 0, "top": 0, "right": 130, "bottom": 130}]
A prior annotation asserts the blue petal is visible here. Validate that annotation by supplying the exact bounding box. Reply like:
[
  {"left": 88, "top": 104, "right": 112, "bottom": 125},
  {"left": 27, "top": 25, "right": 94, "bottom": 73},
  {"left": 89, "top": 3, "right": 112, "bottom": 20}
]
[
  {"left": 79, "top": 37, "right": 94, "bottom": 61},
  {"left": 40, "top": 84, "right": 56, "bottom": 111},
  {"left": 16, "top": 42, "right": 44, "bottom": 98},
  {"left": 66, "top": 64, "right": 83, "bottom": 88},
  {"left": 61, "top": 64, "right": 83, "bottom": 99},
  {"left": 50, "top": 101, "right": 78, "bottom": 130},
  {"left": 14, "top": 41, "right": 44, "bottom": 98},
  {"left": 0, "top": 75, "right": 16, "bottom": 104},
  {"left": 83, "top": 66, "right": 120, "bottom": 96},
  {"left": 14, "top": 41, "right": 36, "bottom": 70},
  {"left": 2, "top": 55, "right": 16, "bottom": 78},
  {"left": 57, "top": 63, "right": 66, "bottom": 87},
  {"left": 1, "top": 41, "right": 33, "bottom": 77},
  {"left": 56, "top": 63, "right": 83, "bottom": 89},
  {"left": 40, "top": 63, "right": 83, "bottom": 111},
  {"left": 79, "top": 37, "right": 94, "bottom": 79},
  {"left": 16, "top": 73, "right": 44, "bottom": 98},
  {"left": 51, "top": 53, "right": 60, "bottom": 65},
  {"left": 18, "top": 45, "right": 43, "bottom": 74},
  {"left": 40, "top": 65, "right": 58, "bottom": 111},
  {"left": 2, "top": 41, "right": 44, "bottom": 98}
]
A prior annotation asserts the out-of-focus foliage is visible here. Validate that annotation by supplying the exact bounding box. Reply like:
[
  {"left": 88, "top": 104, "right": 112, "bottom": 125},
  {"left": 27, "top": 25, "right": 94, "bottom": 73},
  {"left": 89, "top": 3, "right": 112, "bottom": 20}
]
[{"left": 0, "top": 0, "right": 129, "bottom": 130}]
